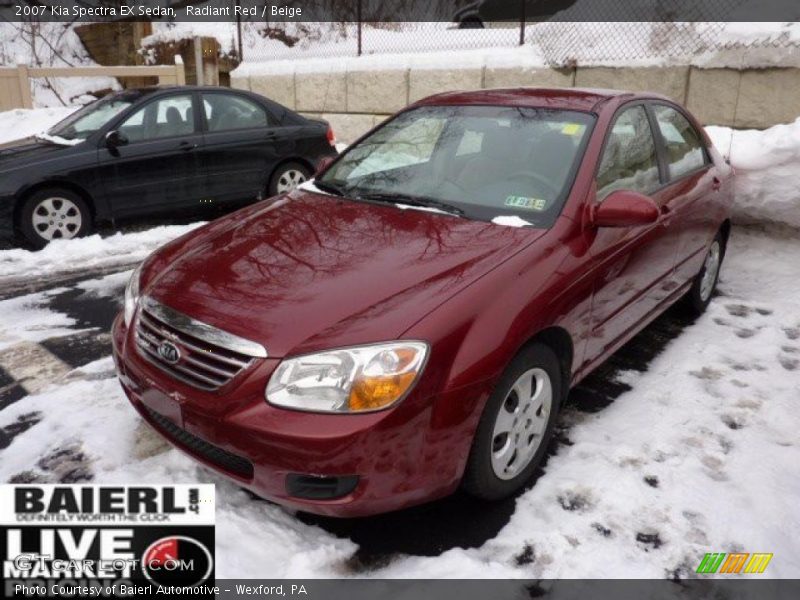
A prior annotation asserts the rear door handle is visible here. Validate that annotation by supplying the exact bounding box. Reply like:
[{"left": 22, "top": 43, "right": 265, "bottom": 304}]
[
  {"left": 179, "top": 141, "right": 198, "bottom": 152},
  {"left": 712, "top": 176, "right": 722, "bottom": 191}
]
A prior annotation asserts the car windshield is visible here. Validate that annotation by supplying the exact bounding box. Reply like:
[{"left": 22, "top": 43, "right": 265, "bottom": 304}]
[
  {"left": 319, "top": 105, "right": 595, "bottom": 226},
  {"left": 47, "top": 93, "right": 138, "bottom": 141}
]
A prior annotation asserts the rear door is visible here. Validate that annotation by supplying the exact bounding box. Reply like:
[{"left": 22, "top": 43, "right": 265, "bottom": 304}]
[
  {"left": 97, "top": 92, "right": 205, "bottom": 217},
  {"left": 584, "top": 103, "right": 680, "bottom": 365},
  {"left": 198, "top": 91, "right": 293, "bottom": 203},
  {"left": 649, "top": 102, "right": 718, "bottom": 285}
]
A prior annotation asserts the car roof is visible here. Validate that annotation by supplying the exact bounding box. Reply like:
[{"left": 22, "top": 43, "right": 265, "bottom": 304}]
[
  {"left": 413, "top": 87, "right": 667, "bottom": 113},
  {"left": 118, "top": 85, "right": 251, "bottom": 95}
]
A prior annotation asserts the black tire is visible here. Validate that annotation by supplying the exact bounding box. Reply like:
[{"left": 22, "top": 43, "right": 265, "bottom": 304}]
[
  {"left": 685, "top": 231, "right": 726, "bottom": 316},
  {"left": 267, "top": 162, "right": 311, "bottom": 197},
  {"left": 458, "top": 18, "right": 485, "bottom": 29},
  {"left": 18, "top": 187, "right": 92, "bottom": 249},
  {"left": 462, "top": 343, "right": 563, "bottom": 500}
]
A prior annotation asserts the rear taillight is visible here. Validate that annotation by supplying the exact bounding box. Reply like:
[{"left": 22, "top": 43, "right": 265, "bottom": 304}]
[{"left": 326, "top": 125, "right": 336, "bottom": 147}]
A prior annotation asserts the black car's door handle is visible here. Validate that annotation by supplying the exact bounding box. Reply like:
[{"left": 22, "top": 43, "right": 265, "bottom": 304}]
[
  {"left": 179, "top": 141, "right": 198, "bottom": 151},
  {"left": 264, "top": 131, "right": 278, "bottom": 140}
]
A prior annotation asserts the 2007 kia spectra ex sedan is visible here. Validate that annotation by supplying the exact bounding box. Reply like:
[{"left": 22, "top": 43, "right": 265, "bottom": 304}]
[{"left": 112, "top": 88, "right": 733, "bottom": 517}]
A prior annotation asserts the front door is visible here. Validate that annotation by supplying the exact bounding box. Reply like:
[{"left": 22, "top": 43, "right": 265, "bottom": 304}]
[
  {"left": 97, "top": 92, "right": 205, "bottom": 218},
  {"left": 584, "top": 103, "right": 680, "bottom": 366}
]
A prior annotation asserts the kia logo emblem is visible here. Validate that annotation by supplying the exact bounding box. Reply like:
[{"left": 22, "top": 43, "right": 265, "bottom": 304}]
[{"left": 157, "top": 341, "right": 181, "bottom": 364}]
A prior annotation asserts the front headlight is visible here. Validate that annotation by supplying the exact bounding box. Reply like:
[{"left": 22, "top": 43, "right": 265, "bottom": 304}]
[
  {"left": 266, "top": 342, "right": 429, "bottom": 413},
  {"left": 123, "top": 263, "right": 143, "bottom": 327}
]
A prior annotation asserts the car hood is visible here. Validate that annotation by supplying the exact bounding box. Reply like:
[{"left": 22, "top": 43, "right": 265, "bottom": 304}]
[
  {"left": 0, "top": 136, "right": 76, "bottom": 167},
  {"left": 146, "top": 190, "right": 544, "bottom": 358}
]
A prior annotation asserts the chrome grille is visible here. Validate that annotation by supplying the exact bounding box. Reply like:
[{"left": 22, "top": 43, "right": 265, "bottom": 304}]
[{"left": 134, "top": 297, "right": 267, "bottom": 391}]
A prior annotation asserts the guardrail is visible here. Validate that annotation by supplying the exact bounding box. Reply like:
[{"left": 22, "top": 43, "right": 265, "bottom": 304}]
[{"left": 0, "top": 57, "right": 185, "bottom": 110}]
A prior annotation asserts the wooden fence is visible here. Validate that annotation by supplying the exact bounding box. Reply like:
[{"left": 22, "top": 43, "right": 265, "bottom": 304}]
[{"left": 0, "top": 57, "right": 186, "bottom": 111}]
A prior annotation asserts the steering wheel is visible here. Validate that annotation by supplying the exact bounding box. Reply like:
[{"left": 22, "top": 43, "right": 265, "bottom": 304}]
[{"left": 504, "top": 171, "right": 560, "bottom": 199}]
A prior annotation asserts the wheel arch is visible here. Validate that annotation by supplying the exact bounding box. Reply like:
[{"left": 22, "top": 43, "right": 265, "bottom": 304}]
[
  {"left": 269, "top": 157, "right": 314, "bottom": 183},
  {"left": 520, "top": 326, "right": 574, "bottom": 400},
  {"left": 719, "top": 218, "right": 731, "bottom": 254},
  {"left": 14, "top": 180, "right": 97, "bottom": 230}
]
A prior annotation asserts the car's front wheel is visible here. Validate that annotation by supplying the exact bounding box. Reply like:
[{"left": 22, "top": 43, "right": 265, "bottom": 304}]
[
  {"left": 462, "top": 343, "right": 562, "bottom": 500},
  {"left": 268, "top": 162, "right": 311, "bottom": 196},
  {"left": 19, "top": 188, "right": 92, "bottom": 249}
]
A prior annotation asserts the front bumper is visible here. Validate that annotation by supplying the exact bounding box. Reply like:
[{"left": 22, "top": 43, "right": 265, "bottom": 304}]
[{"left": 112, "top": 313, "right": 486, "bottom": 517}]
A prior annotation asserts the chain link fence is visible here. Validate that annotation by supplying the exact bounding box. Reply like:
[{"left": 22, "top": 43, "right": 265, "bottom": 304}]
[{"left": 241, "top": 20, "right": 800, "bottom": 65}]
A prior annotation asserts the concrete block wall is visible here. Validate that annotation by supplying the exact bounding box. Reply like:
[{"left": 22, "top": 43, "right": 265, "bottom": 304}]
[{"left": 233, "top": 64, "right": 800, "bottom": 143}]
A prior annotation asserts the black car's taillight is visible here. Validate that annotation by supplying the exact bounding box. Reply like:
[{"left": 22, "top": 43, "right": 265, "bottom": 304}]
[{"left": 326, "top": 125, "right": 336, "bottom": 147}]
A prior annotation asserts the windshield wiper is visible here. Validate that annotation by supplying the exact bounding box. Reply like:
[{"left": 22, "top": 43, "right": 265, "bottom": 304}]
[
  {"left": 312, "top": 180, "right": 347, "bottom": 197},
  {"left": 355, "top": 191, "right": 464, "bottom": 217}
]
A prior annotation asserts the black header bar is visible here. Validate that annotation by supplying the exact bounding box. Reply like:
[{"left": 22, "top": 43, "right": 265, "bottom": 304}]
[{"left": 1, "top": 0, "right": 799, "bottom": 23}]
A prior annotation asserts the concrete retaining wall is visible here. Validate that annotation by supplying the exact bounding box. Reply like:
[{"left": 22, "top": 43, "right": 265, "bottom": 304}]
[{"left": 233, "top": 64, "right": 800, "bottom": 143}]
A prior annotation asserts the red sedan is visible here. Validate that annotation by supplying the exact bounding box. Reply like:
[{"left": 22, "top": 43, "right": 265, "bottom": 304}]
[{"left": 112, "top": 88, "right": 733, "bottom": 517}]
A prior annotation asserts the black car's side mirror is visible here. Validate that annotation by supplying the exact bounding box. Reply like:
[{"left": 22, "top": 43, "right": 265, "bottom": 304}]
[{"left": 105, "top": 130, "right": 129, "bottom": 148}]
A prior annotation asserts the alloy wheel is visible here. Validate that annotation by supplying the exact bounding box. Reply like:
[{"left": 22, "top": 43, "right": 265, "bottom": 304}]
[
  {"left": 700, "top": 240, "right": 721, "bottom": 302},
  {"left": 31, "top": 197, "right": 82, "bottom": 241},
  {"left": 490, "top": 367, "right": 553, "bottom": 480},
  {"left": 276, "top": 169, "right": 307, "bottom": 193}
]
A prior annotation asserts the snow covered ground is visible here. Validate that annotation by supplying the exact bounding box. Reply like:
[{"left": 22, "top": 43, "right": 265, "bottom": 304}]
[{"left": 0, "top": 224, "right": 797, "bottom": 579}]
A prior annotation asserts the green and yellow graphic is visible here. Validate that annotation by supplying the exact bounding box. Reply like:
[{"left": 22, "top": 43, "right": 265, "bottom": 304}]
[{"left": 696, "top": 552, "right": 773, "bottom": 574}]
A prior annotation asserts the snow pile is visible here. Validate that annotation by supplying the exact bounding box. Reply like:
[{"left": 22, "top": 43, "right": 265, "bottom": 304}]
[
  {"left": 0, "top": 223, "right": 204, "bottom": 286},
  {"left": 0, "top": 107, "right": 78, "bottom": 145},
  {"left": 707, "top": 118, "right": 800, "bottom": 230}
]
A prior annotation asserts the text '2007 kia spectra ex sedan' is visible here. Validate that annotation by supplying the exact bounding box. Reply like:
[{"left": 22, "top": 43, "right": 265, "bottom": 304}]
[{"left": 112, "top": 88, "right": 733, "bottom": 517}]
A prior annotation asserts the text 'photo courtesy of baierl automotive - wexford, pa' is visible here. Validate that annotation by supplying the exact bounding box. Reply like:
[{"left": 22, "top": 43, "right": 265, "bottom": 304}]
[{"left": 0, "top": 1, "right": 799, "bottom": 600}]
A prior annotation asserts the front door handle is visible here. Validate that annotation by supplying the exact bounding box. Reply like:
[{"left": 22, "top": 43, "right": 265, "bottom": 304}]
[
  {"left": 712, "top": 176, "right": 722, "bottom": 191},
  {"left": 179, "top": 141, "right": 198, "bottom": 152},
  {"left": 659, "top": 205, "right": 672, "bottom": 227}
]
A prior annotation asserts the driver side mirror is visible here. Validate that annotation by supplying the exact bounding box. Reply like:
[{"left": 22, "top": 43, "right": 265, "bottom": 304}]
[
  {"left": 591, "top": 190, "right": 659, "bottom": 228},
  {"left": 105, "top": 130, "right": 128, "bottom": 149},
  {"left": 315, "top": 156, "right": 335, "bottom": 176}
]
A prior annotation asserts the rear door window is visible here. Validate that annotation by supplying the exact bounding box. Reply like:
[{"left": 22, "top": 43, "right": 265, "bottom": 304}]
[
  {"left": 652, "top": 104, "right": 708, "bottom": 180},
  {"left": 202, "top": 93, "right": 270, "bottom": 132}
]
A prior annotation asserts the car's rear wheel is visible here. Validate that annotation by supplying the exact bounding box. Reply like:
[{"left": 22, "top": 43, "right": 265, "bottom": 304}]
[
  {"left": 685, "top": 231, "right": 726, "bottom": 316},
  {"left": 462, "top": 343, "right": 562, "bottom": 500},
  {"left": 19, "top": 188, "right": 92, "bottom": 249},
  {"left": 268, "top": 162, "right": 311, "bottom": 196}
]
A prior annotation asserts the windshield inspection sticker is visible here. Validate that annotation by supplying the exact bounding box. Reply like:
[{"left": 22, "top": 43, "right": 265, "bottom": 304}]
[
  {"left": 561, "top": 123, "right": 584, "bottom": 136},
  {"left": 505, "top": 195, "right": 547, "bottom": 211}
]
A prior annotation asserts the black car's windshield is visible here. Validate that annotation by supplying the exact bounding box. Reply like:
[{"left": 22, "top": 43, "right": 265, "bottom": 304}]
[
  {"left": 320, "top": 105, "right": 595, "bottom": 226},
  {"left": 47, "top": 93, "right": 138, "bottom": 141}
]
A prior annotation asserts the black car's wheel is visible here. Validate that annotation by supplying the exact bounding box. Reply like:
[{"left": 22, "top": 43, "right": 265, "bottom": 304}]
[
  {"left": 19, "top": 188, "right": 92, "bottom": 249},
  {"left": 462, "top": 343, "right": 562, "bottom": 500},
  {"left": 458, "top": 17, "right": 485, "bottom": 29},
  {"left": 685, "top": 231, "right": 726, "bottom": 316},
  {"left": 268, "top": 162, "right": 311, "bottom": 196}
]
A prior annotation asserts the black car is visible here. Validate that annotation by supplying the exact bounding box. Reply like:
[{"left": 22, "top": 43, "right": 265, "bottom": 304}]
[
  {"left": 454, "top": 0, "right": 578, "bottom": 28},
  {"left": 0, "top": 86, "right": 338, "bottom": 247}
]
